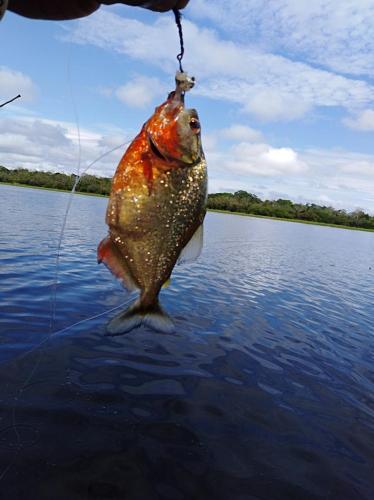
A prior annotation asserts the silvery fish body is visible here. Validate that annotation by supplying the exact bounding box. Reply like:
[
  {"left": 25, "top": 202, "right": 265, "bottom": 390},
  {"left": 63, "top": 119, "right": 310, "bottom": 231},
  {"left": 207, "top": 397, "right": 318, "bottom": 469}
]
[{"left": 98, "top": 86, "right": 207, "bottom": 334}]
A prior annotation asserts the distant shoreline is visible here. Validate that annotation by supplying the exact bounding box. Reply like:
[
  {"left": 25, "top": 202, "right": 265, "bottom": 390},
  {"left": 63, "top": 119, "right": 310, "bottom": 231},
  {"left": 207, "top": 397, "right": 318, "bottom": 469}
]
[
  {"left": 208, "top": 209, "right": 374, "bottom": 232},
  {"left": 2, "top": 181, "right": 373, "bottom": 233},
  {"left": 0, "top": 181, "right": 108, "bottom": 197}
]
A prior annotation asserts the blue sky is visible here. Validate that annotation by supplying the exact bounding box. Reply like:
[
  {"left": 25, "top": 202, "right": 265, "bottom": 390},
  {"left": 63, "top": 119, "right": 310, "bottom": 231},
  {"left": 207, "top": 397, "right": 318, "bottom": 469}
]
[{"left": 1, "top": 0, "right": 374, "bottom": 212}]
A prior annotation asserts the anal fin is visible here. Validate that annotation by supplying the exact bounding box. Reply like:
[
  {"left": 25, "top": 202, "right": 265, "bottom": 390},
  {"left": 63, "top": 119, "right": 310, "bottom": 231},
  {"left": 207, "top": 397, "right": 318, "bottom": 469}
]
[{"left": 98, "top": 236, "right": 138, "bottom": 291}]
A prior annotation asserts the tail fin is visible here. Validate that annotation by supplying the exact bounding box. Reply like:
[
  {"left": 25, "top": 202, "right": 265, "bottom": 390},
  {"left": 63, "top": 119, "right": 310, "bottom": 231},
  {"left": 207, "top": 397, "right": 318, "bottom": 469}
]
[{"left": 107, "top": 299, "right": 175, "bottom": 335}]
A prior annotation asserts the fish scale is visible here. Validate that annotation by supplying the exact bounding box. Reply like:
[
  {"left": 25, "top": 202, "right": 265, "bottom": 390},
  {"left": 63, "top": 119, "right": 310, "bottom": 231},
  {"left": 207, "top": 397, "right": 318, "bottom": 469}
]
[{"left": 109, "top": 161, "right": 206, "bottom": 292}]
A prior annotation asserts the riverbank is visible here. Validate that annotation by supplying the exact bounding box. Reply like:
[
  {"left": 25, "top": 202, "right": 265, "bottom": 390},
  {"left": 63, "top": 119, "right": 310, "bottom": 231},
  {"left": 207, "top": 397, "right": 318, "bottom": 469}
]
[
  {"left": 2, "top": 181, "right": 373, "bottom": 232},
  {"left": 0, "top": 182, "right": 108, "bottom": 197},
  {"left": 208, "top": 209, "right": 374, "bottom": 232}
]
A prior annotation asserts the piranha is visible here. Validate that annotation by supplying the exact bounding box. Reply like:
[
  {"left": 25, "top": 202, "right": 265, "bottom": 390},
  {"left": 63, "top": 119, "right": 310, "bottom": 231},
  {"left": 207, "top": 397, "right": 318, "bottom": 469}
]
[{"left": 98, "top": 73, "right": 207, "bottom": 334}]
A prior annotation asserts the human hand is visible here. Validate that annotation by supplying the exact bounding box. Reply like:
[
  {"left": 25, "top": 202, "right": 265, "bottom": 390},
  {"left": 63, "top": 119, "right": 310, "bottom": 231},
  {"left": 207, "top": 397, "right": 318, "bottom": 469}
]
[{"left": 7, "top": 0, "right": 189, "bottom": 20}]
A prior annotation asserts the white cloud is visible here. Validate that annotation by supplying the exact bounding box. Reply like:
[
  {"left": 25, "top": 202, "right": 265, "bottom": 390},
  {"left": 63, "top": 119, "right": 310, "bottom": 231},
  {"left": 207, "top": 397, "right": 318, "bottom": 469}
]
[
  {"left": 340, "top": 160, "right": 374, "bottom": 176},
  {"left": 216, "top": 142, "right": 308, "bottom": 177},
  {"left": 203, "top": 130, "right": 374, "bottom": 211},
  {"left": 115, "top": 76, "right": 165, "bottom": 108},
  {"left": 189, "top": 0, "right": 374, "bottom": 78},
  {"left": 204, "top": 131, "right": 307, "bottom": 179},
  {"left": 0, "top": 66, "right": 37, "bottom": 103},
  {"left": 303, "top": 148, "right": 374, "bottom": 182},
  {"left": 0, "top": 116, "right": 130, "bottom": 177},
  {"left": 343, "top": 109, "right": 374, "bottom": 131},
  {"left": 62, "top": 10, "right": 374, "bottom": 122},
  {"left": 204, "top": 125, "right": 374, "bottom": 207},
  {"left": 244, "top": 89, "right": 311, "bottom": 122},
  {"left": 289, "top": 148, "right": 374, "bottom": 210},
  {"left": 219, "top": 124, "right": 263, "bottom": 142}
]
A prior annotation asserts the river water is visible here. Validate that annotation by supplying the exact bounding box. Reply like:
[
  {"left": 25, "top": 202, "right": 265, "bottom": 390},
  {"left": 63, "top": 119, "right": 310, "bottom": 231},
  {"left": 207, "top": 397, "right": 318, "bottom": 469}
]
[{"left": 0, "top": 184, "right": 373, "bottom": 499}]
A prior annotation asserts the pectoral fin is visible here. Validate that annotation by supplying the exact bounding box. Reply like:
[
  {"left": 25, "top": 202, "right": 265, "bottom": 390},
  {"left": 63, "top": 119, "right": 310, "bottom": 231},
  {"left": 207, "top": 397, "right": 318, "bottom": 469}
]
[
  {"left": 98, "top": 236, "right": 138, "bottom": 291},
  {"left": 177, "top": 224, "right": 204, "bottom": 265}
]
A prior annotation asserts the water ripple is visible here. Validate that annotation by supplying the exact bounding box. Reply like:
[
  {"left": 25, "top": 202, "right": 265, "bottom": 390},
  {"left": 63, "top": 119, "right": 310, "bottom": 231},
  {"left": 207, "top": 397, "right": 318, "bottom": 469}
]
[{"left": 0, "top": 186, "right": 373, "bottom": 499}]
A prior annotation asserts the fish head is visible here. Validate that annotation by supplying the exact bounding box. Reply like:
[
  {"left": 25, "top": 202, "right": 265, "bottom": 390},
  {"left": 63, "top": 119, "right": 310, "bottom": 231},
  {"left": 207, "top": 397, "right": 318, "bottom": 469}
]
[{"left": 146, "top": 92, "right": 203, "bottom": 167}]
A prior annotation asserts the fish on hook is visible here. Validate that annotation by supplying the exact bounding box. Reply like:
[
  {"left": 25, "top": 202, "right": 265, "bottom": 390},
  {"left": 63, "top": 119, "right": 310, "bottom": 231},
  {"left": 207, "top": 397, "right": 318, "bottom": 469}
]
[{"left": 98, "top": 72, "right": 207, "bottom": 334}]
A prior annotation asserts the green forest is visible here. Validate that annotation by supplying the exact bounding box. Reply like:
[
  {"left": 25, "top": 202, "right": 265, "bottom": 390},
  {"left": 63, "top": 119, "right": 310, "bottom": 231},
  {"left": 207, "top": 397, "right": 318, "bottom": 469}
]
[
  {"left": 1, "top": 166, "right": 373, "bottom": 230},
  {"left": 0, "top": 166, "right": 111, "bottom": 196}
]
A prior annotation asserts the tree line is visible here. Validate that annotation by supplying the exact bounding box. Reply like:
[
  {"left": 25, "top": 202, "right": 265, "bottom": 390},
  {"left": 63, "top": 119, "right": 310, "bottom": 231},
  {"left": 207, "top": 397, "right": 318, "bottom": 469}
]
[
  {"left": 208, "top": 191, "right": 374, "bottom": 229},
  {"left": 1, "top": 166, "right": 373, "bottom": 230},
  {"left": 0, "top": 166, "right": 111, "bottom": 196}
]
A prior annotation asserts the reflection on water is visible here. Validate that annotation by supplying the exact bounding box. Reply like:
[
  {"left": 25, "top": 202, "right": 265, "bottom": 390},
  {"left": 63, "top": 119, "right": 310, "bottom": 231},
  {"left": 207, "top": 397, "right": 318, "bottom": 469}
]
[{"left": 0, "top": 185, "right": 373, "bottom": 499}]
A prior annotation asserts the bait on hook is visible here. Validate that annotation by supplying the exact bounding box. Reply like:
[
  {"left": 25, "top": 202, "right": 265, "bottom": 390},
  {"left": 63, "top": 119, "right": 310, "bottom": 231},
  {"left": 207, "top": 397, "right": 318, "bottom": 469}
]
[{"left": 172, "top": 9, "right": 195, "bottom": 98}]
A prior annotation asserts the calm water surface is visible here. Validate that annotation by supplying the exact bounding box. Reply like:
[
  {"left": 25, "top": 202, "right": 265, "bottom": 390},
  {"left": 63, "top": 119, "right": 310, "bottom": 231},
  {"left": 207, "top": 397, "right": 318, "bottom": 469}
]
[{"left": 0, "top": 184, "right": 373, "bottom": 499}]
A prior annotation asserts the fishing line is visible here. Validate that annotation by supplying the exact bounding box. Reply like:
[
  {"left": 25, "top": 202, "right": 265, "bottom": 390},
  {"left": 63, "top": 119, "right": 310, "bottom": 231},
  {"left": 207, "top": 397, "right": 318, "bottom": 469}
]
[
  {"left": 0, "top": 54, "right": 80, "bottom": 480},
  {"left": 3, "top": 51, "right": 85, "bottom": 469},
  {"left": 14, "top": 298, "right": 133, "bottom": 364},
  {"left": 49, "top": 140, "right": 129, "bottom": 333},
  {"left": 1, "top": 56, "right": 129, "bottom": 477},
  {"left": 0, "top": 141, "right": 130, "bottom": 484},
  {"left": 0, "top": 297, "right": 132, "bottom": 483},
  {"left": 173, "top": 8, "right": 185, "bottom": 72},
  {"left": 0, "top": 141, "right": 130, "bottom": 482},
  {"left": 49, "top": 48, "right": 82, "bottom": 334}
]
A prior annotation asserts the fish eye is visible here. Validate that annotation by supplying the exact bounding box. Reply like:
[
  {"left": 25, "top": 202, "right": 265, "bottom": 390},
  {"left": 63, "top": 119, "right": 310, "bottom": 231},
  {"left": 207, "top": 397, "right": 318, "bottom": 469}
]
[{"left": 190, "top": 118, "right": 200, "bottom": 131}]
